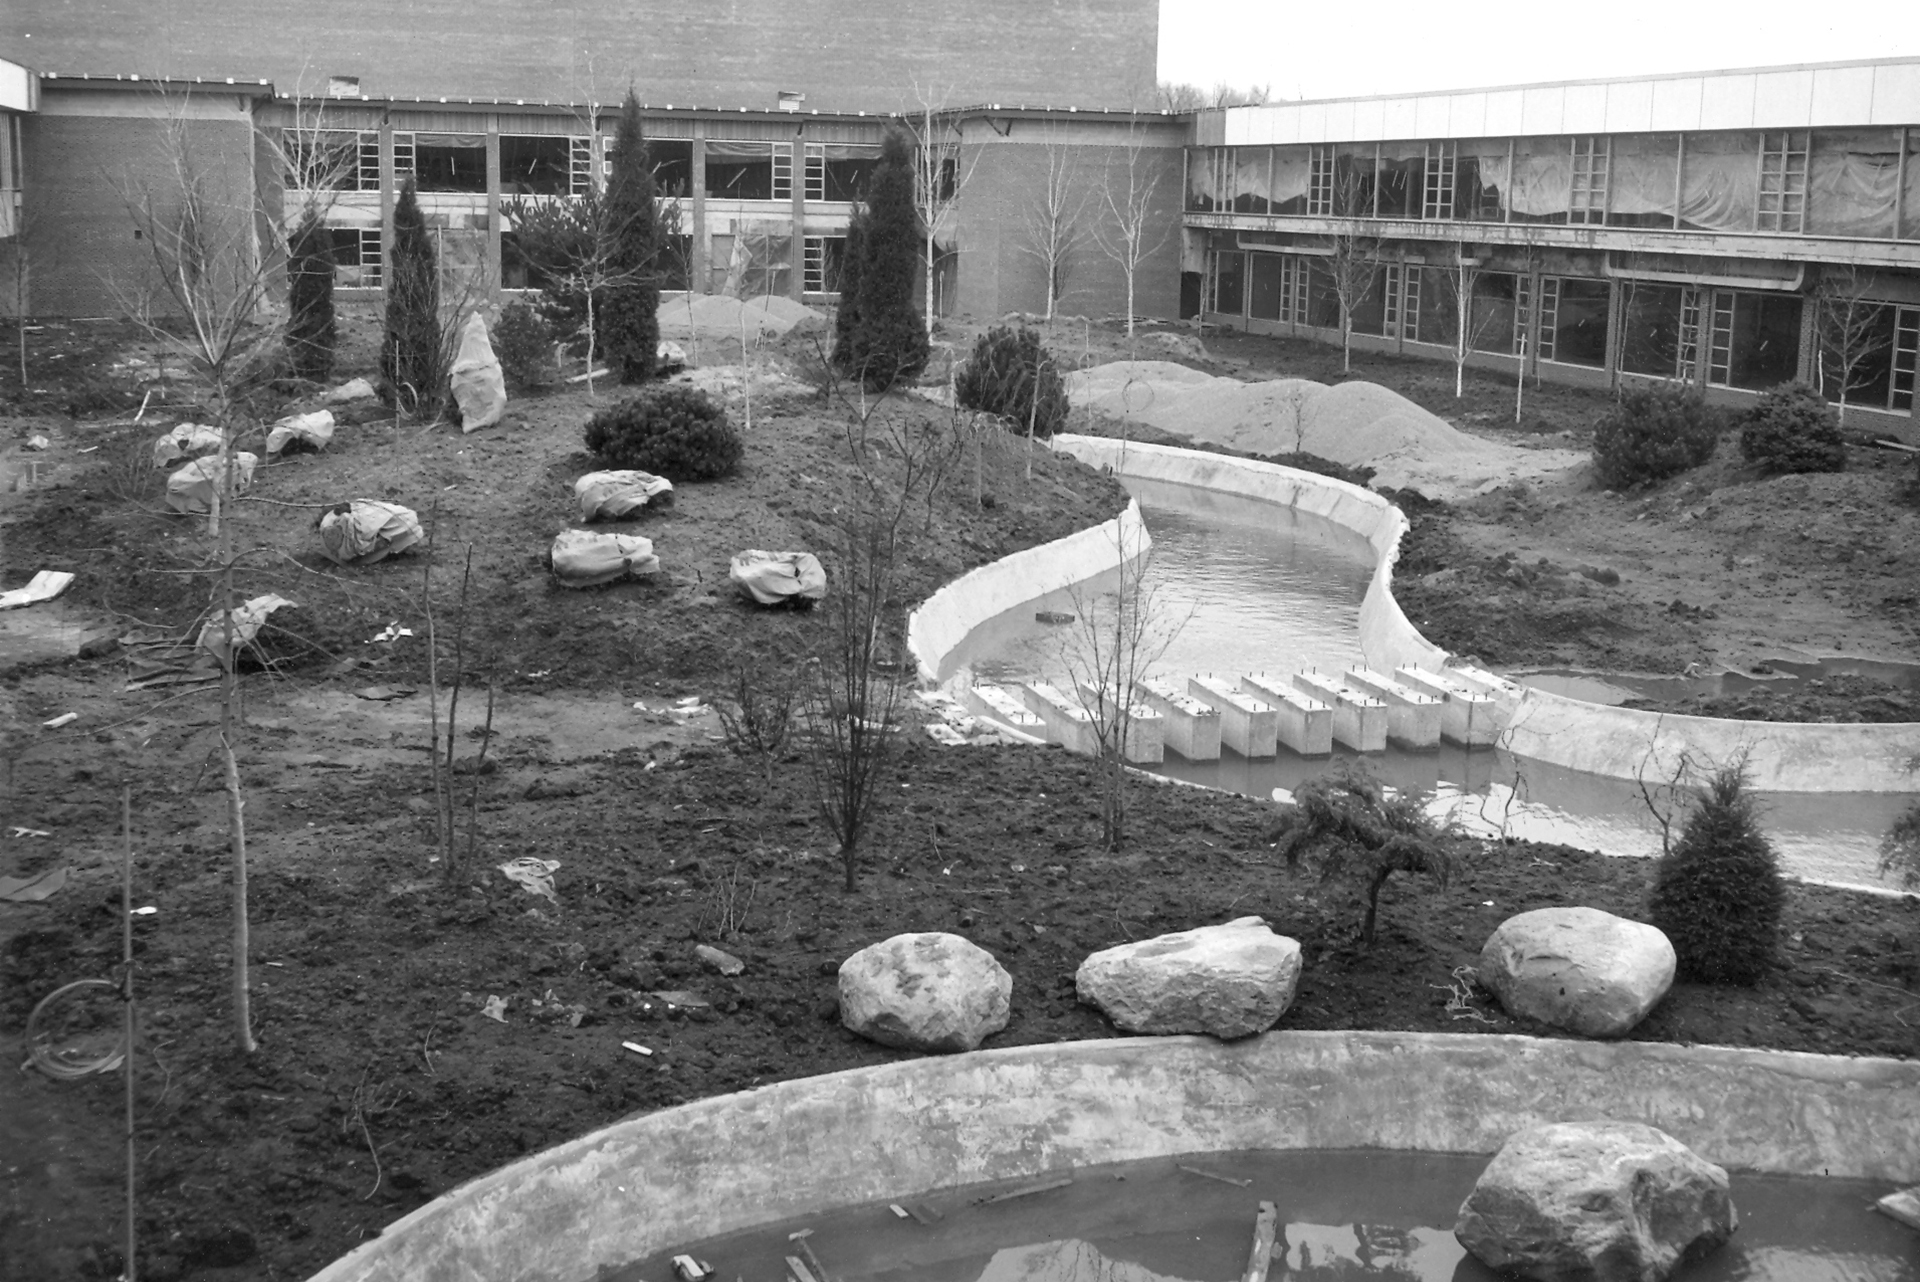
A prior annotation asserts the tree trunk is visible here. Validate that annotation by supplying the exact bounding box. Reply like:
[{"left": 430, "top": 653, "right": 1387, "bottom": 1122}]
[
  {"left": 1514, "top": 333, "right": 1526, "bottom": 424},
  {"left": 224, "top": 737, "right": 256, "bottom": 1052}
]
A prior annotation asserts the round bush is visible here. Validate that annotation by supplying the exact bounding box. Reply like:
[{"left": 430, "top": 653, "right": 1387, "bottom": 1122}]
[
  {"left": 1738, "top": 381, "right": 1845, "bottom": 475},
  {"left": 1590, "top": 383, "right": 1721, "bottom": 488},
  {"left": 584, "top": 385, "right": 741, "bottom": 481},
  {"left": 955, "top": 325, "right": 1070, "bottom": 438},
  {"left": 1647, "top": 766, "right": 1785, "bottom": 985},
  {"left": 493, "top": 301, "right": 554, "bottom": 390}
]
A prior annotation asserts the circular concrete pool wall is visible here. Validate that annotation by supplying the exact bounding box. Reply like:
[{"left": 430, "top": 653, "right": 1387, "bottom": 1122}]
[{"left": 306, "top": 1031, "right": 1920, "bottom": 1281}]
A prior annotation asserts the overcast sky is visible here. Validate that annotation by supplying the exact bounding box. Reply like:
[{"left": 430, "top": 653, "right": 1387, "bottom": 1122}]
[{"left": 1157, "top": 0, "right": 1920, "bottom": 102}]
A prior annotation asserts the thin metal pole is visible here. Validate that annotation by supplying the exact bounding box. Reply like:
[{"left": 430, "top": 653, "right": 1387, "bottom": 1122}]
[{"left": 121, "top": 785, "right": 136, "bottom": 1282}]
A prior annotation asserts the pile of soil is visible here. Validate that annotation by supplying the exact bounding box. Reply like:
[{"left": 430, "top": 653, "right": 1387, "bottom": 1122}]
[{"left": 657, "top": 294, "right": 829, "bottom": 342}]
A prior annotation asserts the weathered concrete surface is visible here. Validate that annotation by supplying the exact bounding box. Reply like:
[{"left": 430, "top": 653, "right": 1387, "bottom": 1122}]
[{"left": 305, "top": 1031, "right": 1920, "bottom": 1282}]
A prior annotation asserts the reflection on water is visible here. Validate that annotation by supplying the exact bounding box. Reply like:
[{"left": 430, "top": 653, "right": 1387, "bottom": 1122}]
[
  {"left": 619, "top": 1151, "right": 1918, "bottom": 1282},
  {"left": 947, "top": 478, "right": 1914, "bottom": 893}
]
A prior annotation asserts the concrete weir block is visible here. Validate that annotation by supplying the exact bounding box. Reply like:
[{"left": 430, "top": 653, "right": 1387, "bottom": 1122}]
[
  {"left": 1394, "top": 665, "right": 1501, "bottom": 747},
  {"left": 1342, "top": 667, "right": 1441, "bottom": 750},
  {"left": 967, "top": 685, "right": 1046, "bottom": 738},
  {"left": 1187, "top": 675, "right": 1278, "bottom": 758},
  {"left": 1019, "top": 680, "right": 1099, "bottom": 756},
  {"left": 1134, "top": 677, "right": 1223, "bottom": 761},
  {"left": 1073, "top": 680, "right": 1165, "bottom": 764},
  {"left": 1241, "top": 673, "right": 1332, "bottom": 757},
  {"left": 1293, "top": 671, "right": 1387, "bottom": 753}
]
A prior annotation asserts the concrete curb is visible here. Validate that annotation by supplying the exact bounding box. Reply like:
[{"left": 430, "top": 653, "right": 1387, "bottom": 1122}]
[
  {"left": 1047, "top": 436, "right": 1920, "bottom": 793},
  {"left": 305, "top": 1030, "right": 1920, "bottom": 1282}
]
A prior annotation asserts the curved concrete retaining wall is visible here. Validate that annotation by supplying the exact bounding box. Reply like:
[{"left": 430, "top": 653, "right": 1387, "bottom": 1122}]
[
  {"left": 308, "top": 1031, "right": 1920, "bottom": 1282},
  {"left": 1048, "top": 436, "right": 1920, "bottom": 793},
  {"left": 908, "top": 497, "right": 1150, "bottom": 683}
]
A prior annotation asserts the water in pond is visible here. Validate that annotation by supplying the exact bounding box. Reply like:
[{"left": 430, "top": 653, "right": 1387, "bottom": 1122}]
[
  {"left": 945, "top": 478, "right": 1914, "bottom": 893},
  {"left": 612, "top": 1150, "right": 1917, "bottom": 1282},
  {"left": 1516, "top": 657, "right": 1920, "bottom": 707}
]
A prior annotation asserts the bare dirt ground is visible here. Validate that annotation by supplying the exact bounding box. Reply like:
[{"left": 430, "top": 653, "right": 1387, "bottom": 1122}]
[{"left": 1, "top": 312, "right": 1917, "bottom": 1282}]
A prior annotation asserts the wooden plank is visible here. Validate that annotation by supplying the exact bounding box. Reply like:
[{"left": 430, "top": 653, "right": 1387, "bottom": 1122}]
[
  {"left": 976, "top": 1175, "right": 1073, "bottom": 1206},
  {"left": 1875, "top": 1186, "right": 1920, "bottom": 1231},
  {"left": 1176, "top": 1162, "right": 1252, "bottom": 1188},
  {"left": 1242, "top": 1201, "right": 1279, "bottom": 1282},
  {"left": 784, "top": 1255, "right": 818, "bottom": 1282}
]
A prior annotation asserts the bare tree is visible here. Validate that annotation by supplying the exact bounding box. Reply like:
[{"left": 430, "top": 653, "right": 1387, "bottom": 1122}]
[
  {"left": 1434, "top": 255, "right": 1504, "bottom": 399},
  {"left": 1090, "top": 111, "right": 1173, "bottom": 342},
  {"left": 2, "top": 205, "right": 49, "bottom": 392},
  {"left": 1509, "top": 227, "right": 1547, "bottom": 424},
  {"left": 1320, "top": 167, "right": 1380, "bottom": 376},
  {"left": 1813, "top": 264, "right": 1893, "bottom": 424},
  {"left": 903, "top": 85, "right": 980, "bottom": 339},
  {"left": 1015, "top": 127, "right": 1088, "bottom": 321},
  {"left": 1158, "top": 82, "right": 1273, "bottom": 112}
]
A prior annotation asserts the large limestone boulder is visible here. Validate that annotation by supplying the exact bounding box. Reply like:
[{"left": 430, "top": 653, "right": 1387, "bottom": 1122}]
[
  {"left": 838, "top": 932, "right": 1011, "bottom": 1053},
  {"left": 1480, "top": 907, "right": 1674, "bottom": 1037},
  {"left": 1076, "top": 916, "right": 1301, "bottom": 1039},
  {"left": 451, "top": 312, "right": 507, "bottom": 431},
  {"left": 1456, "top": 1121, "right": 1736, "bottom": 1282}
]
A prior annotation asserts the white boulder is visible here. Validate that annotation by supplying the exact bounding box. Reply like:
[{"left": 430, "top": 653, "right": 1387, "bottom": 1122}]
[
  {"left": 322, "top": 377, "right": 378, "bottom": 404},
  {"left": 266, "top": 409, "right": 335, "bottom": 456},
  {"left": 151, "top": 422, "right": 225, "bottom": 469},
  {"left": 1456, "top": 1121, "right": 1736, "bottom": 1282},
  {"left": 317, "top": 500, "right": 423, "bottom": 565},
  {"left": 1479, "top": 907, "right": 1675, "bottom": 1038},
  {"left": 1075, "top": 915, "right": 1301, "bottom": 1039},
  {"left": 451, "top": 312, "right": 507, "bottom": 431},
  {"left": 838, "top": 932, "right": 1011, "bottom": 1053},
  {"left": 575, "top": 470, "right": 674, "bottom": 522},
  {"left": 165, "top": 452, "right": 257, "bottom": 514},
  {"left": 549, "top": 529, "right": 660, "bottom": 587},
  {"left": 728, "top": 549, "right": 826, "bottom": 606}
]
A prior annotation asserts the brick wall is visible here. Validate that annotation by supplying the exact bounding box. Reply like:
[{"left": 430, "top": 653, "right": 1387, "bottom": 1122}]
[
  {"left": 953, "top": 125, "right": 1185, "bottom": 324},
  {"left": 23, "top": 109, "right": 258, "bottom": 318},
  {"left": 3, "top": 0, "right": 1157, "bottom": 114}
]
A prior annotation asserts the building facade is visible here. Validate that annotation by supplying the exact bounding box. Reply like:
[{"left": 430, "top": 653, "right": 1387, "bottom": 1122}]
[{"left": 1185, "top": 59, "right": 1920, "bottom": 428}]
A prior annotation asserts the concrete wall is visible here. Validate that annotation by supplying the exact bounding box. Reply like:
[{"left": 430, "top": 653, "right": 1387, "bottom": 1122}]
[
  {"left": 1048, "top": 437, "right": 1920, "bottom": 791},
  {"left": 3, "top": 0, "right": 1157, "bottom": 116},
  {"left": 22, "top": 89, "right": 260, "bottom": 317},
  {"left": 304, "top": 1030, "right": 1920, "bottom": 1282},
  {"left": 953, "top": 119, "right": 1186, "bottom": 324}
]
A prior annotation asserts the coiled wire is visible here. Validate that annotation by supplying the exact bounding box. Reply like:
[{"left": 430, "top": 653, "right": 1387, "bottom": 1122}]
[{"left": 24, "top": 977, "right": 127, "bottom": 1080}]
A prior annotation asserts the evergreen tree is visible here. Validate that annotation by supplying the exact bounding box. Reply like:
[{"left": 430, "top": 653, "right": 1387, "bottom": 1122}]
[
  {"left": 286, "top": 213, "right": 336, "bottom": 383},
  {"left": 1647, "top": 765, "right": 1786, "bottom": 985},
  {"left": 602, "top": 92, "right": 661, "bottom": 384},
  {"left": 381, "top": 178, "right": 443, "bottom": 416},
  {"left": 832, "top": 129, "right": 928, "bottom": 389}
]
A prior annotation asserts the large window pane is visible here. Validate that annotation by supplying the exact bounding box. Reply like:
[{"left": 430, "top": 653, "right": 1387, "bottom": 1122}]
[
  {"left": 415, "top": 135, "right": 488, "bottom": 193},
  {"left": 1808, "top": 129, "right": 1900, "bottom": 238},
  {"left": 1187, "top": 148, "right": 1218, "bottom": 211},
  {"left": 1418, "top": 267, "right": 1458, "bottom": 347},
  {"left": 1459, "top": 141, "right": 1510, "bottom": 221},
  {"left": 1334, "top": 144, "right": 1379, "bottom": 217},
  {"left": 1469, "top": 272, "right": 1519, "bottom": 352},
  {"left": 1905, "top": 134, "right": 1920, "bottom": 240},
  {"left": 1818, "top": 300, "right": 1899, "bottom": 407},
  {"left": 1348, "top": 266, "right": 1387, "bottom": 336},
  {"left": 1680, "top": 133, "right": 1759, "bottom": 232},
  {"left": 1248, "top": 253, "right": 1283, "bottom": 320},
  {"left": 651, "top": 141, "right": 695, "bottom": 197},
  {"left": 1607, "top": 134, "right": 1679, "bottom": 228},
  {"left": 705, "top": 141, "right": 774, "bottom": 200},
  {"left": 1377, "top": 144, "right": 1423, "bottom": 219},
  {"left": 820, "top": 144, "right": 878, "bottom": 202},
  {"left": 1308, "top": 259, "right": 1341, "bottom": 328},
  {"left": 1726, "top": 292, "right": 1802, "bottom": 390},
  {"left": 499, "top": 136, "right": 569, "bottom": 197},
  {"left": 1212, "top": 250, "right": 1245, "bottom": 314},
  {"left": 1548, "top": 277, "right": 1609, "bottom": 367},
  {"left": 1510, "top": 137, "right": 1571, "bottom": 224},
  {"left": 1232, "top": 148, "right": 1270, "bottom": 213},
  {"left": 1620, "top": 282, "right": 1687, "bottom": 377},
  {"left": 1270, "top": 147, "right": 1310, "bottom": 216}
]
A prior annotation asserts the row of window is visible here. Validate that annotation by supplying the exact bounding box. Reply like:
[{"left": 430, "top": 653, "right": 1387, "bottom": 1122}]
[
  {"left": 329, "top": 227, "right": 847, "bottom": 296},
  {"left": 1188, "top": 127, "right": 1920, "bottom": 240},
  {"left": 289, "top": 131, "right": 880, "bottom": 202},
  {"left": 1205, "top": 249, "right": 1919, "bottom": 410}
]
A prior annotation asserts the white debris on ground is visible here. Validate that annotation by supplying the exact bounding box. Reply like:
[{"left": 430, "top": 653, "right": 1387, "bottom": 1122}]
[
  {"left": 656, "top": 293, "right": 828, "bottom": 342},
  {"left": 150, "top": 423, "right": 225, "bottom": 468},
  {"left": 317, "top": 500, "right": 424, "bottom": 565},
  {"left": 550, "top": 529, "right": 661, "bottom": 587},
  {"left": 266, "top": 409, "right": 335, "bottom": 456},
  {"left": 1066, "top": 361, "right": 1586, "bottom": 499},
  {"left": 165, "top": 452, "right": 257, "bottom": 513},
  {"left": 915, "top": 689, "right": 1025, "bottom": 746},
  {"left": 575, "top": 470, "right": 673, "bottom": 522},
  {"left": 197, "top": 593, "right": 295, "bottom": 665},
  {"left": 727, "top": 550, "right": 825, "bottom": 606}
]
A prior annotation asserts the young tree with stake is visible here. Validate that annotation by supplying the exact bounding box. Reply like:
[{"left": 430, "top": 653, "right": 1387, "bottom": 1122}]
[
  {"left": 1090, "top": 111, "right": 1173, "bottom": 343},
  {"left": 1016, "top": 127, "right": 1088, "bottom": 321},
  {"left": 1320, "top": 168, "right": 1379, "bottom": 376}
]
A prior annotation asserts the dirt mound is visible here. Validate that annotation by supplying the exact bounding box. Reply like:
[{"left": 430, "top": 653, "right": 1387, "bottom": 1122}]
[
  {"left": 658, "top": 294, "right": 829, "bottom": 342},
  {"left": 1067, "top": 362, "right": 1584, "bottom": 499}
]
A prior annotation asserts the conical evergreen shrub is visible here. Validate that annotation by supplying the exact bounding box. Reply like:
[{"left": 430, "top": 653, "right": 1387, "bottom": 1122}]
[
  {"left": 380, "top": 179, "right": 443, "bottom": 416},
  {"left": 603, "top": 92, "right": 661, "bottom": 385},
  {"left": 1647, "top": 765, "right": 1785, "bottom": 985},
  {"left": 286, "top": 214, "right": 336, "bottom": 383},
  {"left": 831, "top": 129, "right": 927, "bottom": 390}
]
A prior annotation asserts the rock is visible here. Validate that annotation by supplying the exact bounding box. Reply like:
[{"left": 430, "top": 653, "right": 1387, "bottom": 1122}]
[
  {"left": 1075, "top": 915, "right": 1301, "bottom": 1039},
  {"left": 1455, "top": 1121, "right": 1736, "bottom": 1282},
  {"left": 322, "top": 376, "right": 377, "bottom": 404},
  {"left": 694, "top": 944, "right": 744, "bottom": 976},
  {"left": 1479, "top": 907, "right": 1674, "bottom": 1037},
  {"left": 656, "top": 340, "right": 688, "bottom": 373},
  {"left": 838, "top": 932, "right": 1011, "bottom": 1052},
  {"left": 1139, "top": 330, "right": 1207, "bottom": 362},
  {"left": 451, "top": 312, "right": 506, "bottom": 431}
]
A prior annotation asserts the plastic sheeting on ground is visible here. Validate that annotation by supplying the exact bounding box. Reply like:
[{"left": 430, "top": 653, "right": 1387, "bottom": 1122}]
[
  {"left": 165, "top": 452, "right": 257, "bottom": 514},
  {"left": 266, "top": 410, "right": 336, "bottom": 456},
  {"left": 452, "top": 312, "right": 507, "bottom": 432},
  {"left": 574, "top": 470, "right": 674, "bottom": 522},
  {"left": 151, "top": 423, "right": 225, "bottom": 469},
  {"left": 317, "top": 501, "right": 424, "bottom": 566},
  {"left": 728, "top": 549, "right": 826, "bottom": 605},
  {"left": 197, "top": 594, "right": 295, "bottom": 666},
  {"left": 550, "top": 529, "right": 660, "bottom": 587},
  {"left": 0, "top": 570, "right": 75, "bottom": 610}
]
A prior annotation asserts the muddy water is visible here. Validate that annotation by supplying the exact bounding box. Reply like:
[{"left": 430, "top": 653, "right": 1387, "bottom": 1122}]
[
  {"left": 948, "top": 477, "right": 1913, "bottom": 894},
  {"left": 612, "top": 1150, "right": 1915, "bottom": 1282}
]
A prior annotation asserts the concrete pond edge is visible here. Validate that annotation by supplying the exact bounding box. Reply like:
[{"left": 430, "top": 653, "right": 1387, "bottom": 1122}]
[{"left": 305, "top": 1029, "right": 1920, "bottom": 1281}]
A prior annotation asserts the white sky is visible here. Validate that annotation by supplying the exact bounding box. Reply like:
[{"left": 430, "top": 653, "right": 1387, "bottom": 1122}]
[{"left": 1157, "top": 1, "right": 1920, "bottom": 102}]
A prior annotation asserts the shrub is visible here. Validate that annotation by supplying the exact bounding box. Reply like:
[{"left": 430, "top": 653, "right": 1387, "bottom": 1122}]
[
  {"left": 584, "top": 385, "right": 741, "bottom": 480},
  {"left": 955, "top": 326, "right": 1070, "bottom": 438},
  {"left": 1647, "top": 765, "right": 1785, "bottom": 985},
  {"left": 831, "top": 130, "right": 928, "bottom": 390},
  {"left": 1738, "top": 381, "right": 1846, "bottom": 475},
  {"left": 1880, "top": 801, "right": 1920, "bottom": 891},
  {"left": 1277, "top": 763, "right": 1453, "bottom": 945},
  {"left": 285, "top": 214, "right": 335, "bottom": 383},
  {"left": 380, "top": 179, "right": 443, "bottom": 417},
  {"left": 1590, "top": 383, "right": 1721, "bottom": 488},
  {"left": 493, "top": 301, "right": 553, "bottom": 390}
]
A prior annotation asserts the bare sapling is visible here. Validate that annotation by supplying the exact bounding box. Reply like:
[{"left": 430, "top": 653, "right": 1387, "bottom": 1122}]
[
  {"left": 713, "top": 662, "right": 801, "bottom": 786},
  {"left": 1090, "top": 108, "right": 1172, "bottom": 342}
]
